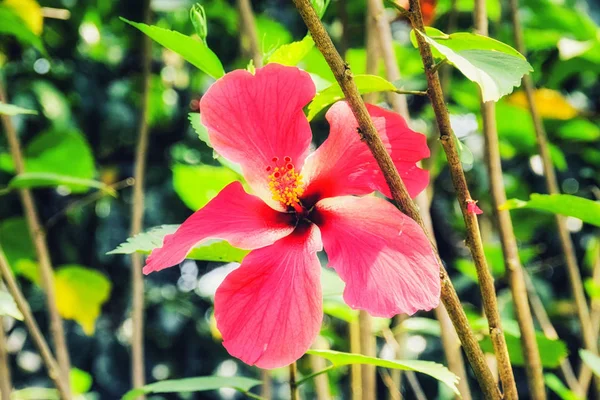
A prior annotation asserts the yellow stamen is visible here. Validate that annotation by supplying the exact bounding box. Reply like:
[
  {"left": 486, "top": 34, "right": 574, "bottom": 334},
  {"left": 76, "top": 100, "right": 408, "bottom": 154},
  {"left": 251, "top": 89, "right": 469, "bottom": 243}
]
[{"left": 268, "top": 165, "right": 304, "bottom": 206}]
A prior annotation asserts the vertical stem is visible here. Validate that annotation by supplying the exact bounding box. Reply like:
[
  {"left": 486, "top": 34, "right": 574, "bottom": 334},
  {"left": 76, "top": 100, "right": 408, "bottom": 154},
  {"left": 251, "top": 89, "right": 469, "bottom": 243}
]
[
  {"left": 0, "top": 316, "right": 10, "bottom": 400},
  {"left": 237, "top": 0, "right": 262, "bottom": 67},
  {"left": 337, "top": 0, "right": 350, "bottom": 59},
  {"left": 508, "top": 0, "right": 598, "bottom": 394},
  {"left": 260, "top": 370, "right": 272, "bottom": 400},
  {"left": 473, "top": 0, "right": 546, "bottom": 398},
  {"left": 0, "top": 82, "right": 71, "bottom": 399},
  {"left": 579, "top": 249, "right": 600, "bottom": 394},
  {"left": 309, "top": 336, "right": 332, "bottom": 400},
  {"left": 130, "top": 0, "right": 152, "bottom": 393},
  {"left": 291, "top": 0, "right": 500, "bottom": 398},
  {"left": 0, "top": 247, "right": 70, "bottom": 399},
  {"left": 406, "top": 0, "right": 517, "bottom": 397},
  {"left": 358, "top": 311, "right": 376, "bottom": 399},
  {"left": 349, "top": 320, "right": 362, "bottom": 400},
  {"left": 366, "top": 0, "right": 471, "bottom": 397},
  {"left": 289, "top": 362, "right": 299, "bottom": 400}
]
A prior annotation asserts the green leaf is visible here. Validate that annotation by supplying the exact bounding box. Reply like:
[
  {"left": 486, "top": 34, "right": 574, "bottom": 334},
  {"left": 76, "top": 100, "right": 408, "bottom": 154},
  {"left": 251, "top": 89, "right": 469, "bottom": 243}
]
[
  {"left": 172, "top": 164, "right": 242, "bottom": 211},
  {"left": 501, "top": 194, "right": 600, "bottom": 227},
  {"left": 307, "top": 349, "right": 460, "bottom": 395},
  {"left": 557, "top": 119, "right": 600, "bottom": 142},
  {"left": 54, "top": 265, "right": 111, "bottom": 335},
  {"left": 11, "top": 388, "right": 59, "bottom": 400},
  {"left": 413, "top": 28, "right": 532, "bottom": 102},
  {"left": 0, "top": 288, "right": 23, "bottom": 320},
  {"left": 267, "top": 35, "right": 315, "bottom": 66},
  {"left": 121, "top": 376, "right": 262, "bottom": 400},
  {"left": 108, "top": 225, "right": 249, "bottom": 263},
  {"left": 121, "top": 18, "right": 224, "bottom": 79},
  {"left": 398, "top": 317, "right": 441, "bottom": 337},
  {"left": 544, "top": 373, "right": 583, "bottom": 400},
  {"left": 0, "top": 102, "right": 37, "bottom": 116},
  {"left": 479, "top": 329, "right": 567, "bottom": 368},
  {"left": 0, "top": 217, "right": 35, "bottom": 267},
  {"left": 581, "top": 350, "right": 600, "bottom": 378},
  {"left": 70, "top": 368, "right": 93, "bottom": 395},
  {"left": 7, "top": 173, "right": 115, "bottom": 195},
  {"left": 0, "top": 5, "right": 45, "bottom": 54},
  {"left": 307, "top": 74, "right": 398, "bottom": 120}
]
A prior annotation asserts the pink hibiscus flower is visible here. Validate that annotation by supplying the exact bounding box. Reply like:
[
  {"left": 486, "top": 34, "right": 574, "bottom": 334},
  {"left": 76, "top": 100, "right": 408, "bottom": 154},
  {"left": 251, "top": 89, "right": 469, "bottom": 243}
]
[{"left": 143, "top": 64, "right": 440, "bottom": 369}]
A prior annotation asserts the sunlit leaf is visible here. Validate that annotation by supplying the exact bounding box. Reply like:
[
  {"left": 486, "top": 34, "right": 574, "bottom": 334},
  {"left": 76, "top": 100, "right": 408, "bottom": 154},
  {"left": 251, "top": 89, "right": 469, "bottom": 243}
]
[
  {"left": 108, "top": 225, "right": 249, "bottom": 263},
  {"left": 121, "top": 18, "right": 224, "bottom": 79},
  {"left": 3, "top": 0, "right": 43, "bottom": 35},
  {"left": 0, "top": 102, "right": 37, "bottom": 116},
  {"left": 267, "top": 35, "right": 314, "bottom": 66},
  {"left": 256, "top": 15, "right": 292, "bottom": 56},
  {"left": 0, "top": 288, "right": 23, "bottom": 320},
  {"left": 121, "top": 376, "right": 262, "bottom": 400},
  {"left": 70, "top": 368, "right": 93, "bottom": 395},
  {"left": 581, "top": 350, "right": 600, "bottom": 378},
  {"left": 0, "top": 5, "right": 45, "bottom": 53},
  {"left": 544, "top": 373, "right": 582, "bottom": 400},
  {"left": 188, "top": 113, "right": 242, "bottom": 174},
  {"left": 557, "top": 119, "right": 600, "bottom": 142},
  {"left": 307, "top": 349, "right": 460, "bottom": 395},
  {"left": 436, "top": 0, "right": 501, "bottom": 22},
  {"left": 501, "top": 194, "right": 600, "bottom": 227},
  {"left": 54, "top": 265, "right": 111, "bottom": 335},
  {"left": 397, "top": 317, "right": 441, "bottom": 337},
  {"left": 307, "top": 74, "right": 398, "bottom": 120},
  {"left": 412, "top": 28, "right": 532, "bottom": 102},
  {"left": 8, "top": 173, "right": 115, "bottom": 195},
  {"left": 172, "top": 164, "right": 242, "bottom": 211},
  {"left": 508, "top": 89, "right": 578, "bottom": 120},
  {"left": 0, "top": 218, "right": 35, "bottom": 267},
  {"left": 31, "top": 81, "right": 72, "bottom": 128},
  {"left": 10, "top": 388, "right": 59, "bottom": 400}
]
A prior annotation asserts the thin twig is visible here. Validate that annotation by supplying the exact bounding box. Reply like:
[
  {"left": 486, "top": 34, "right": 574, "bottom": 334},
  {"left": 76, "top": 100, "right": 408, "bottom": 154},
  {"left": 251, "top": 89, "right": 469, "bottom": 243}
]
[
  {"left": 366, "top": 0, "right": 471, "bottom": 397},
  {"left": 0, "top": 247, "right": 70, "bottom": 399},
  {"left": 358, "top": 311, "right": 376, "bottom": 399},
  {"left": 379, "top": 369, "right": 401, "bottom": 400},
  {"left": 308, "top": 336, "right": 332, "bottom": 400},
  {"left": 237, "top": 0, "right": 262, "bottom": 67},
  {"left": 297, "top": 365, "right": 336, "bottom": 387},
  {"left": 578, "top": 247, "right": 600, "bottom": 395},
  {"left": 507, "top": 0, "right": 598, "bottom": 395},
  {"left": 130, "top": 0, "right": 152, "bottom": 394},
  {"left": 0, "top": 81, "right": 72, "bottom": 399},
  {"left": 289, "top": 362, "right": 299, "bottom": 400},
  {"left": 291, "top": 0, "right": 500, "bottom": 398},
  {"left": 349, "top": 320, "right": 362, "bottom": 400},
  {"left": 406, "top": 0, "right": 518, "bottom": 397},
  {"left": 473, "top": 0, "right": 546, "bottom": 398},
  {"left": 0, "top": 315, "right": 10, "bottom": 400}
]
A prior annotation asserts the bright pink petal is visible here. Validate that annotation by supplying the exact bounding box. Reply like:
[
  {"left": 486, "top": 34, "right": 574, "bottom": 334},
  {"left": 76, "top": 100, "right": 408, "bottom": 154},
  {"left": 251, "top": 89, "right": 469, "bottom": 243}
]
[
  {"left": 200, "top": 64, "right": 315, "bottom": 207},
  {"left": 314, "top": 195, "right": 440, "bottom": 317},
  {"left": 143, "top": 182, "right": 294, "bottom": 274},
  {"left": 302, "top": 102, "right": 430, "bottom": 202},
  {"left": 214, "top": 225, "right": 323, "bottom": 369}
]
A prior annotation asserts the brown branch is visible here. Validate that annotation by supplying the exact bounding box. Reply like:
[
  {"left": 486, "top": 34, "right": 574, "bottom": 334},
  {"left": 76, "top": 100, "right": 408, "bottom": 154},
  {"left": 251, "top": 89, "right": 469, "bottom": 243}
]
[
  {"left": 289, "top": 362, "right": 299, "bottom": 400},
  {"left": 130, "top": 0, "right": 152, "bottom": 393},
  {"left": 366, "top": 0, "right": 471, "bottom": 397},
  {"left": 473, "top": 0, "right": 546, "bottom": 398},
  {"left": 406, "top": 0, "right": 518, "bottom": 397},
  {"left": 507, "top": 0, "right": 598, "bottom": 395},
  {"left": 0, "top": 83, "right": 72, "bottom": 398},
  {"left": 0, "top": 247, "right": 70, "bottom": 399},
  {"left": 291, "top": 0, "right": 500, "bottom": 398},
  {"left": 0, "top": 315, "right": 10, "bottom": 400},
  {"left": 237, "top": 0, "right": 262, "bottom": 67}
]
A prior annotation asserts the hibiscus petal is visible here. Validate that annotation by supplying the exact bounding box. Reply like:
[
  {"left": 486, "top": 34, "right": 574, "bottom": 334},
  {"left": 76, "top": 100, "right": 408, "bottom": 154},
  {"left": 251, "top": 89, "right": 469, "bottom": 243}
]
[
  {"left": 214, "top": 224, "right": 323, "bottom": 369},
  {"left": 314, "top": 195, "right": 440, "bottom": 317},
  {"left": 200, "top": 64, "right": 315, "bottom": 207},
  {"left": 143, "top": 182, "right": 294, "bottom": 274},
  {"left": 302, "top": 102, "right": 430, "bottom": 202}
]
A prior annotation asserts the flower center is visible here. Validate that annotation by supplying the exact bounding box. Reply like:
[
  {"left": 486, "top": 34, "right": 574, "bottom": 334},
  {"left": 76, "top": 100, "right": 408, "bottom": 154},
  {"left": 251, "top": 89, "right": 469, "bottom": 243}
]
[{"left": 266, "top": 156, "right": 304, "bottom": 208}]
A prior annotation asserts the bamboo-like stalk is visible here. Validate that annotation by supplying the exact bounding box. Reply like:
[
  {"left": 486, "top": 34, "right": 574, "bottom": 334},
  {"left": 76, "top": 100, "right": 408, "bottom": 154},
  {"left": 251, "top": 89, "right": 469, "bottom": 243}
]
[
  {"left": 358, "top": 311, "right": 376, "bottom": 399},
  {"left": 473, "top": 0, "right": 546, "bottom": 398},
  {"left": 404, "top": 1, "right": 517, "bottom": 397},
  {"left": 260, "top": 370, "right": 272, "bottom": 400},
  {"left": 309, "top": 336, "right": 332, "bottom": 400},
  {"left": 291, "top": 0, "right": 501, "bottom": 397},
  {"left": 349, "top": 320, "right": 362, "bottom": 400},
  {"left": 579, "top": 248, "right": 600, "bottom": 394},
  {"left": 366, "top": 1, "right": 472, "bottom": 398},
  {"left": 290, "top": 362, "right": 299, "bottom": 400},
  {"left": 130, "top": 0, "right": 152, "bottom": 394},
  {"left": 237, "top": 0, "right": 262, "bottom": 67},
  {"left": 0, "top": 82, "right": 72, "bottom": 399},
  {"left": 507, "top": 0, "right": 598, "bottom": 395},
  {"left": 0, "top": 247, "right": 70, "bottom": 399},
  {"left": 0, "top": 315, "right": 10, "bottom": 400}
]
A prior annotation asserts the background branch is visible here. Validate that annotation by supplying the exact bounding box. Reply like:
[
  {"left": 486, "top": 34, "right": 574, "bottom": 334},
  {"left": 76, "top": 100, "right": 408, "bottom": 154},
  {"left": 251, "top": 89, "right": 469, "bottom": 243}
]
[
  {"left": 0, "top": 315, "right": 10, "bottom": 400},
  {"left": 130, "top": 0, "right": 152, "bottom": 393},
  {"left": 291, "top": 0, "right": 501, "bottom": 397},
  {"left": 473, "top": 0, "right": 546, "bottom": 398},
  {"left": 0, "top": 82, "right": 71, "bottom": 399},
  {"left": 237, "top": 0, "right": 262, "bottom": 67}
]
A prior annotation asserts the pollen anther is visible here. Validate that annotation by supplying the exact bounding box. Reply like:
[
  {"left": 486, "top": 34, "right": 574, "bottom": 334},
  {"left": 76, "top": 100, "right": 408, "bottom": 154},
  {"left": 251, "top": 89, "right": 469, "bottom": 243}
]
[{"left": 266, "top": 156, "right": 304, "bottom": 207}]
